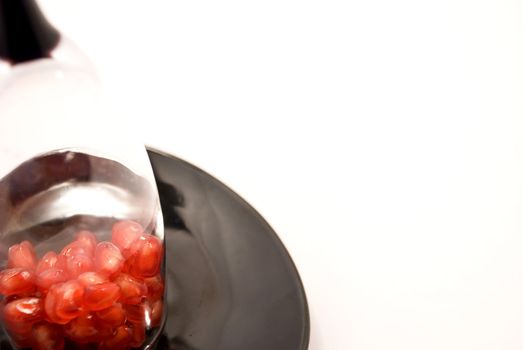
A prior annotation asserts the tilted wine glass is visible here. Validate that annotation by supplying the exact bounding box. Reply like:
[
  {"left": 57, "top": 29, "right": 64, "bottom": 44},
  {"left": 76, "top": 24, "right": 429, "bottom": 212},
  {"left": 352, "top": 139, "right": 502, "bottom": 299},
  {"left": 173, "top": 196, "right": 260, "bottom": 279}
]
[{"left": 0, "top": 1, "right": 166, "bottom": 349}]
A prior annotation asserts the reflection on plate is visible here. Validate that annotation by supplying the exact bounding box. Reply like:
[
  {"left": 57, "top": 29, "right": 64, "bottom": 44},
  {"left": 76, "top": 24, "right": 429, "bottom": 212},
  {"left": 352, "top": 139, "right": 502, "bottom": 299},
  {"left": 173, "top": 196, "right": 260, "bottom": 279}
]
[{"left": 150, "top": 149, "right": 309, "bottom": 350}]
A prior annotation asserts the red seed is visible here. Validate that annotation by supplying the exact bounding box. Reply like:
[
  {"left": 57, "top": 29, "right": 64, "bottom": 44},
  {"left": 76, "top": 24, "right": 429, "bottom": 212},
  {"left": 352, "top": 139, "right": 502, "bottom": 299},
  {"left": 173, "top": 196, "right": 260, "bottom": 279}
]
[
  {"left": 45, "top": 280, "right": 84, "bottom": 323},
  {"left": 150, "top": 299, "right": 163, "bottom": 327},
  {"left": 56, "top": 241, "right": 90, "bottom": 273},
  {"left": 144, "top": 275, "right": 164, "bottom": 301},
  {"left": 36, "top": 268, "right": 68, "bottom": 293},
  {"left": 3, "top": 298, "right": 42, "bottom": 348},
  {"left": 59, "top": 241, "right": 90, "bottom": 260},
  {"left": 1, "top": 298, "right": 33, "bottom": 329},
  {"left": 5, "top": 318, "right": 33, "bottom": 336},
  {"left": 94, "top": 242, "right": 124, "bottom": 277},
  {"left": 77, "top": 271, "right": 107, "bottom": 287},
  {"left": 3, "top": 297, "right": 44, "bottom": 325},
  {"left": 63, "top": 313, "right": 103, "bottom": 343},
  {"left": 83, "top": 282, "right": 121, "bottom": 311},
  {"left": 43, "top": 292, "right": 69, "bottom": 325},
  {"left": 75, "top": 230, "right": 97, "bottom": 257},
  {"left": 36, "top": 252, "right": 58, "bottom": 274},
  {"left": 32, "top": 322, "right": 64, "bottom": 350},
  {"left": 8, "top": 240, "right": 37, "bottom": 270},
  {"left": 113, "top": 274, "right": 147, "bottom": 305},
  {"left": 95, "top": 303, "right": 126, "bottom": 328},
  {"left": 125, "top": 303, "right": 150, "bottom": 325},
  {"left": 64, "top": 253, "right": 94, "bottom": 279},
  {"left": 99, "top": 325, "right": 132, "bottom": 350},
  {"left": 126, "top": 234, "right": 163, "bottom": 278},
  {"left": 9, "top": 329, "right": 33, "bottom": 348},
  {"left": 111, "top": 220, "right": 143, "bottom": 256},
  {"left": 129, "top": 322, "right": 146, "bottom": 348},
  {"left": 0, "top": 268, "right": 35, "bottom": 296}
]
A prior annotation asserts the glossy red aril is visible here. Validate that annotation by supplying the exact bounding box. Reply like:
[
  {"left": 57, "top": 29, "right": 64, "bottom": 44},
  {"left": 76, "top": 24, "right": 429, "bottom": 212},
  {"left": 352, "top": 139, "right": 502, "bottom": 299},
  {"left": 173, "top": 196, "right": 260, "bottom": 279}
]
[
  {"left": 125, "top": 303, "right": 149, "bottom": 325},
  {"left": 10, "top": 330, "right": 34, "bottom": 348},
  {"left": 94, "top": 241, "right": 124, "bottom": 277},
  {"left": 126, "top": 234, "right": 163, "bottom": 278},
  {"left": 114, "top": 273, "right": 147, "bottom": 305},
  {"left": 150, "top": 299, "right": 163, "bottom": 327},
  {"left": 36, "top": 268, "right": 68, "bottom": 293},
  {"left": 36, "top": 252, "right": 58, "bottom": 274},
  {"left": 63, "top": 253, "right": 94, "bottom": 278},
  {"left": 4, "top": 317, "right": 33, "bottom": 337},
  {"left": 58, "top": 241, "right": 91, "bottom": 266},
  {"left": 75, "top": 231, "right": 97, "bottom": 257},
  {"left": 3, "top": 298, "right": 43, "bottom": 348},
  {"left": 8, "top": 240, "right": 37, "bottom": 270},
  {"left": 44, "top": 295, "right": 69, "bottom": 325},
  {"left": 1, "top": 219, "right": 165, "bottom": 348},
  {"left": 95, "top": 303, "right": 125, "bottom": 328},
  {"left": 83, "top": 282, "right": 121, "bottom": 311},
  {"left": 64, "top": 313, "right": 105, "bottom": 343},
  {"left": 99, "top": 325, "right": 132, "bottom": 350},
  {"left": 3, "top": 297, "right": 44, "bottom": 325},
  {"left": 77, "top": 271, "right": 107, "bottom": 287},
  {"left": 32, "top": 322, "right": 65, "bottom": 350},
  {"left": 111, "top": 220, "right": 143, "bottom": 256},
  {"left": 0, "top": 268, "right": 35, "bottom": 295},
  {"left": 45, "top": 280, "right": 84, "bottom": 323},
  {"left": 145, "top": 275, "right": 164, "bottom": 301},
  {"left": 129, "top": 322, "right": 146, "bottom": 348}
]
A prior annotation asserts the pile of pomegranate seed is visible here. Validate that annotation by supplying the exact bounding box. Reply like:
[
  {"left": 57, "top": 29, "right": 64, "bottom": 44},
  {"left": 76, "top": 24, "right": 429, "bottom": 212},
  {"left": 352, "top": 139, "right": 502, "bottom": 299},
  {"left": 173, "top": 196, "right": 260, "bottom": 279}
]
[{"left": 0, "top": 221, "right": 164, "bottom": 350}]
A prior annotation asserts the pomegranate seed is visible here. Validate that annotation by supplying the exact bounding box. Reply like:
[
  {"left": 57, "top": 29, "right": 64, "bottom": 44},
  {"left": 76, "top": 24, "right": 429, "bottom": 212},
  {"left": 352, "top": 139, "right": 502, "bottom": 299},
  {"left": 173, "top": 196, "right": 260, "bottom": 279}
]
[
  {"left": 0, "top": 220, "right": 166, "bottom": 348},
  {"left": 3, "top": 297, "right": 44, "bottom": 325},
  {"left": 36, "top": 268, "right": 68, "bottom": 293},
  {"left": 77, "top": 271, "right": 107, "bottom": 287},
  {"left": 32, "top": 322, "right": 64, "bottom": 350},
  {"left": 0, "top": 268, "right": 35, "bottom": 296},
  {"left": 45, "top": 280, "right": 84, "bottom": 323},
  {"left": 99, "top": 325, "right": 132, "bottom": 350},
  {"left": 64, "top": 253, "right": 94, "bottom": 279},
  {"left": 4, "top": 318, "right": 33, "bottom": 336},
  {"left": 94, "top": 242, "right": 124, "bottom": 277},
  {"left": 36, "top": 252, "right": 58, "bottom": 274},
  {"left": 125, "top": 303, "right": 150, "bottom": 325},
  {"left": 95, "top": 303, "right": 126, "bottom": 328},
  {"left": 111, "top": 220, "right": 143, "bottom": 256},
  {"left": 75, "top": 231, "right": 97, "bottom": 257},
  {"left": 150, "top": 299, "right": 163, "bottom": 327},
  {"left": 3, "top": 298, "right": 43, "bottom": 348},
  {"left": 129, "top": 322, "right": 146, "bottom": 348},
  {"left": 126, "top": 234, "right": 163, "bottom": 278},
  {"left": 59, "top": 242, "right": 90, "bottom": 261},
  {"left": 144, "top": 275, "right": 164, "bottom": 301},
  {"left": 10, "top": 329, "right": 34, "bottom": 348},
  {"left": 83, "top": 282, "right": 121, "bottom": 311},
  {"left": 8, "top": 240, "right": 37, "bottom": 270},
  {"left": 113, "top": 274, "right": 147, "bottom": 305},
  {"left": 63, "top": 313, "right": 104, "bottom": 343},
  {"left": 43, "top": 294, "right": 69, "bottom": 325},
  {"left": 56, "top": 242, "right": 88, "bottom": 273}
]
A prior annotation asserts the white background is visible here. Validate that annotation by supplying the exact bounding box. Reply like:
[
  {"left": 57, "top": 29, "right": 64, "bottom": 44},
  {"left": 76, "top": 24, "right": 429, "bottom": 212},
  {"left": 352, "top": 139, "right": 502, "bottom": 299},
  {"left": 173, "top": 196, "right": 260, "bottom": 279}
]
[{"left": 39, "top": 1, "right": 523, "bottom": 349}]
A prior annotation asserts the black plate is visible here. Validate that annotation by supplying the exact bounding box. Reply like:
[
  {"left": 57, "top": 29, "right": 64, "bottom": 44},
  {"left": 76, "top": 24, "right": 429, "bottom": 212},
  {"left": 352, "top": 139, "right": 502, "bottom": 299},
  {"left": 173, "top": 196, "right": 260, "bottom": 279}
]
[{"left": 148, "top": 149, "right": 310, "bottom": 350}]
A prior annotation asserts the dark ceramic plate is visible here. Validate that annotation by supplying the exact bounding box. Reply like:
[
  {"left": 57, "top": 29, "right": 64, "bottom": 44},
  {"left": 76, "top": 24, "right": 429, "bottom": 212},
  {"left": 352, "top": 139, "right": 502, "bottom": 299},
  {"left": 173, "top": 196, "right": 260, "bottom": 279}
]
[{"left": 148, "top": 149, "right": 309, "bottom": 350}]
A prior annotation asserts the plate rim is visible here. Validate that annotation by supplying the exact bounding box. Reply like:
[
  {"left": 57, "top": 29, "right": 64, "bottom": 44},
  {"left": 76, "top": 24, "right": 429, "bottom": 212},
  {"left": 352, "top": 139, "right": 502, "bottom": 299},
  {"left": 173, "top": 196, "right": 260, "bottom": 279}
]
[{"left": 147, "top": 146, "right": 310, "bottom": 350}]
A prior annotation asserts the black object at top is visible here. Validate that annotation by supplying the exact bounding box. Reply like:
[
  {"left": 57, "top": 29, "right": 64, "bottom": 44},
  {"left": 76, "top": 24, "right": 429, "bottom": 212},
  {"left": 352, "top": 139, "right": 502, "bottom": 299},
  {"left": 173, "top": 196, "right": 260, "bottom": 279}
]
[{"left": 0, "top": 0, "right": 60, "bottom": 64}]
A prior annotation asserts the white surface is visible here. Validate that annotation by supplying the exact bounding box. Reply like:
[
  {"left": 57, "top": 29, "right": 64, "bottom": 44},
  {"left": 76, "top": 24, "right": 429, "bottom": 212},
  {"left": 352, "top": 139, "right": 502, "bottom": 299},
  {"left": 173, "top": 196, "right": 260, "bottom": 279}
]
[{"left": 38, "top": 1, "right": 523, "bottom": 349}]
